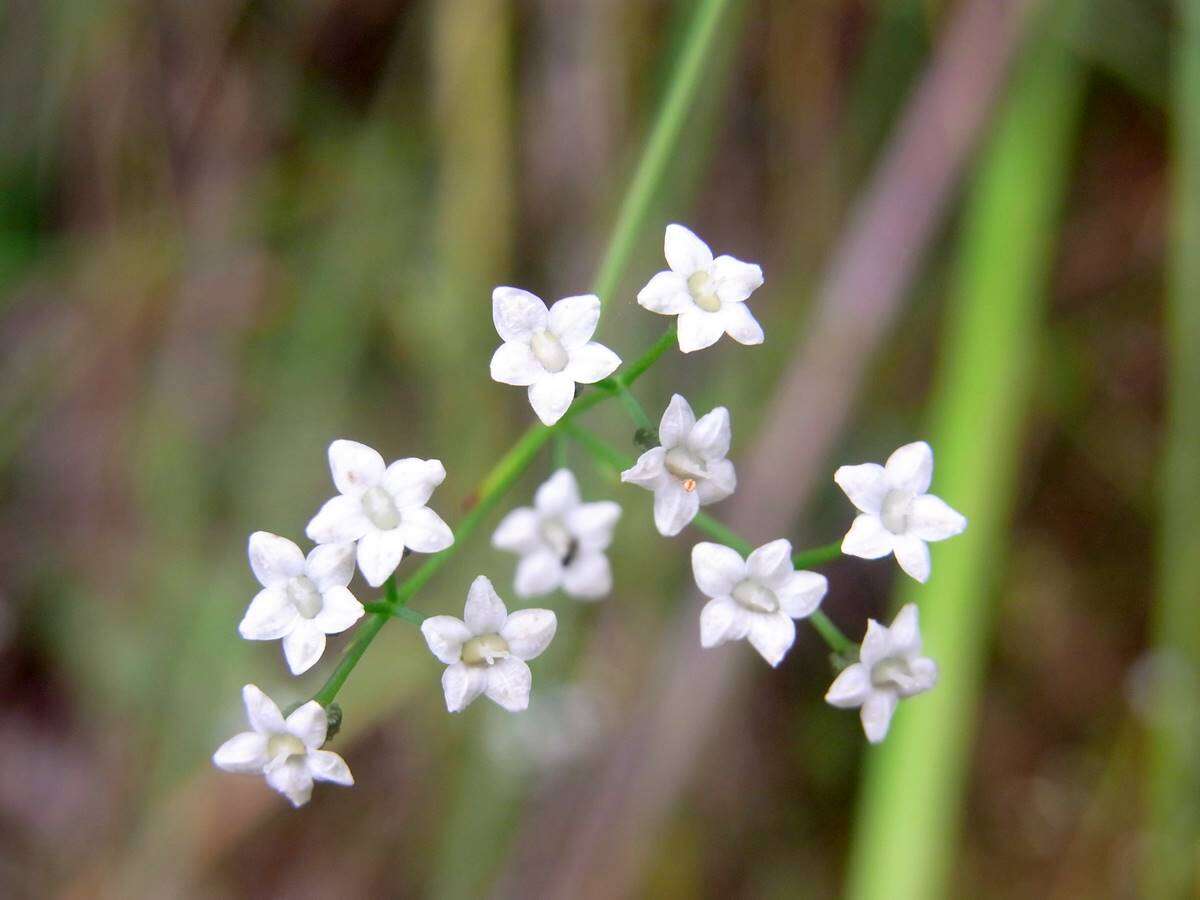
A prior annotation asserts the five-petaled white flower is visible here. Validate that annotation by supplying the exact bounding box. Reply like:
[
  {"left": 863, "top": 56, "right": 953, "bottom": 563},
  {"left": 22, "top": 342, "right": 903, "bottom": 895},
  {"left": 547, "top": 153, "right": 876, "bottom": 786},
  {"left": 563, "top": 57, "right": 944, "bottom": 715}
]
[
  {"left": 420, "top": 576, "right": 557, "bottom": 713},
  {"left": 692, "top": 539, "right": 828, "bottom": 667},
  {"left": 834, "top": 441, "right": 966, "bottom": 583},
  {"left": 492, "top": 469, "right": 621, "bottom": 600},
  {"left": 240, "top": 532, "right": 365, "bottom": 675},
  {"left": 212, "top": 684, "right": 353, "bottom": 807},
  {"left": 621, "top": 393, "right": 736, "bottom": 536},
  {"left": 824, "top": 604, "right": 937, "bottom": 743},
  {"left": 489, "top": 288, "right": 622, "bottom": 426},
  {"left": 306, "top": 439, "right": 454, "bottom": 588},
  {"left": 637, "top": 223, "right": 765, "bottom": 353}
]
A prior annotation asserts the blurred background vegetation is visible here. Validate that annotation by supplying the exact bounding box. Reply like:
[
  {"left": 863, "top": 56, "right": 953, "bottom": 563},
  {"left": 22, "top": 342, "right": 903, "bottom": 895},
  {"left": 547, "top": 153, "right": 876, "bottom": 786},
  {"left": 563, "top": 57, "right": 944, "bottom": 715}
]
[{"left": 0, "top": 0, "right": 1187, "bottom": 897}]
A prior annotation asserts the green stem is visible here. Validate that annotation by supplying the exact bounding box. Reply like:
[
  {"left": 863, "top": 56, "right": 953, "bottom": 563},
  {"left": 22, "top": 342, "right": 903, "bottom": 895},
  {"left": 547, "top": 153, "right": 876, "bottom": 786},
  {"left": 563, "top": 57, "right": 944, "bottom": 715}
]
[
  {"left": 564, "top": 423, "right": 854, "bottom": 656},
  {"left": 589, "top": 0, "right": 735, "bottom": 305},
  {"left": 364, "top": 602, "right": 426, "bottom": 625}
]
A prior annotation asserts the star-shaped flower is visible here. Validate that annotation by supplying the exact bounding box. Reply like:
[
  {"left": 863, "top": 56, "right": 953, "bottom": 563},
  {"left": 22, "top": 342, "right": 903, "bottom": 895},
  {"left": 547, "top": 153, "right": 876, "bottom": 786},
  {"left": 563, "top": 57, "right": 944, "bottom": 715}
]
[
  {"left": 834, "top": 441, "right": 967, "bottom": 583},
  {"left": 824, "top": 604, "right": 937, "bottom": 743},
  {"left": 636, "top": 223, "right": 765, "bottom": 353},
  {"left": 492, "top": 469, "right": 621, "bottom": 600},
  {"left": 239, "top": 532, "right": 365, "bottom": 675},
  {"left": 212, "top": 684, "right": 353, "bottom": 807},
  {"left": 620, "top": 394, "right": 736, "bottom": 536},
  {"left": 420, "top": 576, "right": 557, "bottom": 713},
  {"left": 306, "top": 439, "right": 454, "bottom": 588},
  {"left": 692, "top": 539, "right": 828, "bottom": 667},
  {"left": 489, "top": 288, "right": 622, "bottom": 425}
]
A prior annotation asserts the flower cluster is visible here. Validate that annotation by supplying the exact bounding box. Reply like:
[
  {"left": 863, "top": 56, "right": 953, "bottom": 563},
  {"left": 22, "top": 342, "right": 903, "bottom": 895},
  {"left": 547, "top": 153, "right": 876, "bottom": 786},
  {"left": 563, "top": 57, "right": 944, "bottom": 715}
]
[{"left": 215, "top": 223, "right": 968, "bottom": 806}]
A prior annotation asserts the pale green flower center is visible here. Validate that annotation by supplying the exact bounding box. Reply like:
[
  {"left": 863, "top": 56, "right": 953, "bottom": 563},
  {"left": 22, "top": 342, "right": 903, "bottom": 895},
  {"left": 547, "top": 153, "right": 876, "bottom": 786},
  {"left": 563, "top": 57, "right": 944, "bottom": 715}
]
[
  {"left": 462, "top": 633, "right": 510, "bottom": 666},
  {"left": 362, "top": 485, "right": 401, "bottom": 530},
  {"left": 880, "top": 490, "right": 911, "bottom": 534},
  {"left": 687, "top": 270, "right": 722, "bottom": 313},
  {"left": 267, "top": 733, "right": 306, "bottom": 760},
  {"left": 287, "top": 575, "right": 323, "bottom": 619},
  {"left": 665, "top": 447, "right": 706, "bottom": 493},
  {"left": 871, "top": 657, "right": 914, "bottom": 690},
  {"left": 732, "top": 578, "right": 778, "bottom": 613},
  {"left": 531, "top": 329, "right": 569, "bottom": 373},
  {"left": 539, "top": 518, "right": 577, "bottom": 564}
]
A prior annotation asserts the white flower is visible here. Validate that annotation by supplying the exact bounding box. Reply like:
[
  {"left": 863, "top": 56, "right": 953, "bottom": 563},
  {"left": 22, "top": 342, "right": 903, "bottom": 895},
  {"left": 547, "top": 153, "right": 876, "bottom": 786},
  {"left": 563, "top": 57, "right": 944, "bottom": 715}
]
[
  {"left": 420, "top": 576, "right": 557, "bottom": 713},
  {"left": 489, "top": 288, "right": 622, "bottom": 425},
  {"left": 834, "top": 441, "right": 967, "bottom": 583},
  {"left": 240, "top": 532, "right": 365, "bottom": 675},
  {"left": 212, "top": 684, "right": 353, "bottom": 807},
  {"left": 824, "top": 604, "right": 937, "bottom": 743},
  {"left": 492, "top": 469, "right": 621, "bottom": 600},
  {"left": 692, "top": 539, "right": 828, "bottom": 667},
  {"left": 306, "top": 440, "right": 454, "bottom": 588},
  {"left": 620, "top": 393, "right": 736, "bottom": 536},
  {"left": 636, "top": 223, "right": 765, "bottom": 353}
]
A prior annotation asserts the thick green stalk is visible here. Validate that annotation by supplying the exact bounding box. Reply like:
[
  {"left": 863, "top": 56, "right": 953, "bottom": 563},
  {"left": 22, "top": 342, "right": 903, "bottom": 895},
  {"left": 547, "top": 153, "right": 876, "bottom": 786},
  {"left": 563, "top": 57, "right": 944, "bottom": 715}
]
[
  {"left": 589, "top": 0, "right": 735, "bottom": 306},
  {"left": 845, "top": 34, "right": 1083, "bottom": 900},
  {"left": 1144, "top": 0, "right": 1200, "bottom": 894}
]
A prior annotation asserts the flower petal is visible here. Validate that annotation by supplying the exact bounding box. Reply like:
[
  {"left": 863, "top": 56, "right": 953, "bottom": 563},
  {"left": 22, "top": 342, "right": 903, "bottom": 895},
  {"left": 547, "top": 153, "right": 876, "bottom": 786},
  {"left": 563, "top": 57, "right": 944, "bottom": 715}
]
[
  {"left": 535, "top": 469, "right": 580, "bottom": 517},
  {"left": 484, "top": 657, "right": 533, "bottom": 712},
  {"left": 383, "top": 458, "right": 447, "bottom": 510},
  {"left": 859, "top": 618, "right": 892, "bottom": 669},
  {"left": 493, "top": 286, "right": 548, "bottom": 342},
  {"left": 491, "top": 341, "right": 544, "bottom": 386},
  {"left": 747, "top": 612, "right": 796, "bottom": 667},
  {"left": 696, "top": 458, "right": 736, "bottom": 506},
  {"left": 636, "top": 270, "right": 692, "bottom": 314},
  {"left": 442, "top": 661, "right": 489, "bottom": 713},
  {"left": 328, "top": 439, "right": 385, "bottom": 496},
  {"left": 840, "top": 514, "right": 894, "bottom": 559},
  {"left": 248, "top": 532, "right": 305, "bottom": 589},
  {"left": 212, "top": 731, "right": 269, "bottom": 774},
  {"left": 306, "top": 494, "right": 371, "bottom": 545},
  {"left": 892, "top": 534, "right": 931, "bottom": 583},
  {"left": 565, "top": 343, "right": 621, "bottom": 384},
  {"left": 399, "top": 506, "right": 454, "bottom": 554},
  {"left": 265, "top": 757, "right": 314, "bottom": 807},
  {"left": 888, "top": 603, "right": 922, "bottom": 657},
  {"left": 242, "top": 684, "right": 286, "bottom": 735},
  {"left": 620, "top": 446, "right": 667, "bottom": 489},
  {"left": 699, "top": 596, "right": 752, "bottom": 648},
  {"left": 514, "top": 550, "right": 564, "bottom": 597},
  {"left": 500, "top": 608, "right": 557, "bottom": 660},
  {"left": 561, "top": 551, "right": 612, "bottom": 599},
  {"left": 307, "top": 749, "right": 354, "bottom": 785},
  {"left": 548, "top": 294, "right": 600, "bottom": 349},
  {"left": 566, "top": 500, "right": 621, "bottom": 550},
  {"left": 239, "top": 589, "right": 300, "bottom": 641},
  {"left": 691, "top": 542, "right": 746, "bottom": 598},
  {"left": 653, "top": 480, "right": 700, "bottom": 537},
  {"left": 861, "top": 690, "right": 899, "bottom": 743},
  {"left": 356, "top": 529, "right": 407, "bottom": 587},
  {"left": 901, "top": 657, "right": 939, "bottom": 697},
  {"left": 283, "top": 621, "right": 327, "bottom": 675},
  {"left": 908, "top": 494, "right": 967, "bottom": 542},
  {"left": 745, "top": 539, "right": 793, "bottom": 586},
  {"left": 464, "top": 575, "right": 507, "bottom": 634},
  {"left": 527, "top": 373, "right": 576, "bottom": 426},
  {"left": 664, "top": 223, "right": 713, "bottom": 275},
  {"left": 313, "top": 585, "right": 363, "bottom": 634},
  {"left": 833, "top": 463, "right": 889, "bottom": 515},
  {"left": 421, "top": 615, "right": 472, "bottom": 664},
  {"left": 658, "top": 394, "right": 696, "bottom": 448},
  {"left": 676, "top": 309, "right": 726, "bottom": 353},
  {"left": 775, "top": 570, "right": 828, "bottom": 619},
  {"left": 686, "top": 407, "right": 731, "bottom": 461},
  {"left": 885, "top": 441, "right": 933, "bottom": 496},
  {"left": 825, "top": 663, "right": 871, "bottom": 709},
  {"left": 710, "top": 254, "right": 764, "bottom": 303},
  {"left": 305, "top": 542, "right": 356, "bottom": 592},
  {"left": 492, "top": 507, "right": 541, "bottom": 555},
  {"left": 286, "top": 700, "right": 329, "bottom": 749},
  {"left": 721, "top": 302, "right": 764, "bottom": 346}
]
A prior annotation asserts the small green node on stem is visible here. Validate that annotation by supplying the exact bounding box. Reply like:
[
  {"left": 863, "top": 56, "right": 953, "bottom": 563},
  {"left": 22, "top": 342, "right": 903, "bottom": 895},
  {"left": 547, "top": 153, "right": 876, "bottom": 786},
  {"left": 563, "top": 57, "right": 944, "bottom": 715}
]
[{"left": 325, "top": 702, "right": 343, "bottom": 740}]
